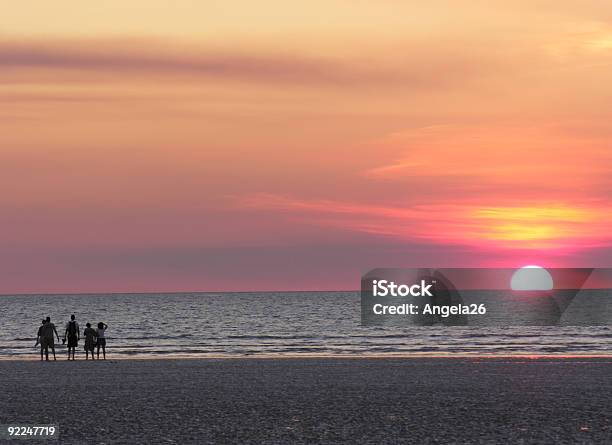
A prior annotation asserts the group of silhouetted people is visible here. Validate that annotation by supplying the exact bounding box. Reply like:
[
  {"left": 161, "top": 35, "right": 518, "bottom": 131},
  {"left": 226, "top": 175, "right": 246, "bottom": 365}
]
[{"left": 35, "top": 315, "right": 108, "bottom": 361}]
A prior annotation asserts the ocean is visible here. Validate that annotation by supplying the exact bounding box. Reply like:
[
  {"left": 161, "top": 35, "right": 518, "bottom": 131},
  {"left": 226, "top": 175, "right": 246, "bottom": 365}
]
[{"left": 1, "top": 292, "right": 611, "bottom": 359}]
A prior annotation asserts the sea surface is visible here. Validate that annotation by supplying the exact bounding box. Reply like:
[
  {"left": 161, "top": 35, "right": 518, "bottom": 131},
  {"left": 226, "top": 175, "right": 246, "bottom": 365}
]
[{"left": 0, "top": 292, "right": 611, "bottom": 359}]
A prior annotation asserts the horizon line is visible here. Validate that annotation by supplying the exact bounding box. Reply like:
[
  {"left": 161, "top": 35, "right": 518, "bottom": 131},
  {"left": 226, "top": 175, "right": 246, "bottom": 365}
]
[{"left": 1, "top": 287, "right": 610, "bottom": 297}]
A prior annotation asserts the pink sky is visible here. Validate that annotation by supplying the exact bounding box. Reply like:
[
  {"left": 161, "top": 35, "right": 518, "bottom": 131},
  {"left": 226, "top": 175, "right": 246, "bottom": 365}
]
[{"left": 2, "top": 2, "right": 612, "bottom": 292}]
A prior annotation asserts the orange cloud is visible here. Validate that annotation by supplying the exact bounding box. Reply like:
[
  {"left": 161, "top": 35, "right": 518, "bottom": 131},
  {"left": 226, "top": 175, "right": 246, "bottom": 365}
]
[
  {"left": 241, "top": 193, "right": 612, "bottom": 251},
  {"left": 362, "top": 124, "right": 612, "bottom": 204}
]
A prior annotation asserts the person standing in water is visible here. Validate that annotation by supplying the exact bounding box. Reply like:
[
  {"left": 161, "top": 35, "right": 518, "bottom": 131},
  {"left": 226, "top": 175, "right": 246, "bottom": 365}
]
[
  {"left": 34, "top": 319, "right": 46, "bottom": 361},
  {"left": 83, "top": 323, "right": 97, "bottom": 360},
  {"left": 64, "top": 314, "right": 80, "bottom": 360},
  {"left": 96, "top": 322, "right": 108, "bottom": 360},
  {"left": 40, "top": 317, "right": 60, "bottom": 361}
]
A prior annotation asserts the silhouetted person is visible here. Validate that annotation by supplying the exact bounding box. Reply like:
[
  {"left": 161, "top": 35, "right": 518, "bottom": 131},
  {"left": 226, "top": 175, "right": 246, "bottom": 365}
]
[
  {"left": 96, "top": 322, "right": 108, "bottom": 360},
  {"left": 34, "top": 319, "right": 46, "bottom": 361},
  {"left": 40, "top": 316, "right": 60, "bottom": 361},
  {"left": 83, "top": 323, "right": 97, "bottom": 360},
  {"left": 64, "top": 314, "right": 80, "bottom": 361}
]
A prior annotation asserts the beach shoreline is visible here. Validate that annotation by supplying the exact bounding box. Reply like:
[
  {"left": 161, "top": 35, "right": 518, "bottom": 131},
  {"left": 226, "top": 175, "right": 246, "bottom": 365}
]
[
  {"left": 1, "top": 357, "right": 610, "bottom": 444},
  {"left": 2, "top": 352, "right": 612, "bottom": 361}
]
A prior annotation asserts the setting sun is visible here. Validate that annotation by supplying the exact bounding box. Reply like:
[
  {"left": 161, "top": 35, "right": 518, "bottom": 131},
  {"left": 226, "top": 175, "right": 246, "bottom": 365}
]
[{"left": 510, "top": 266, "right": 554, "bottom": 291}]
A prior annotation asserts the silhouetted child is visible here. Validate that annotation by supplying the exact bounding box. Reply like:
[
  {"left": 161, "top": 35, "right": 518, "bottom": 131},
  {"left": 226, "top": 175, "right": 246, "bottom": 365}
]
[
  {"left": 83, "top": 323, "right": 97, "bottom": 360},
  {"left": 96, "top": 322, "right": 108, "bottom": 360}
]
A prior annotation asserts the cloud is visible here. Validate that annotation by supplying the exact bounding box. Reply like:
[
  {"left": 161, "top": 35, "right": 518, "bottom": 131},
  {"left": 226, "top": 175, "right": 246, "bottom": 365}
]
[
  {"left": 361, "top": 124, "right": 612, "bottom": 201},
  {"left": 0, "top": 241, "right": 503, "bottom": 293},
  {"left": 240, "top": 193, "right": 612, "bottom": 250},
  {"left": 0, "top": 38, "right": 503, "bottom": 88}
]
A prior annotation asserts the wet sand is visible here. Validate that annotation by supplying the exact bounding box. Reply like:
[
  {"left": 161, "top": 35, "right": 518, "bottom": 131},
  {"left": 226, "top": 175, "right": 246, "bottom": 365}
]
[{"left": 0, "top": 357, "right": 610, "bottom": 444}]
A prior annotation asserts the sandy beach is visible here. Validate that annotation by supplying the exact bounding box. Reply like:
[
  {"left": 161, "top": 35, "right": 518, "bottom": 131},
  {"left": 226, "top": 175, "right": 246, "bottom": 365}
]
[{"left": 0, "top": 357, "right": 610, "bottom": 444}]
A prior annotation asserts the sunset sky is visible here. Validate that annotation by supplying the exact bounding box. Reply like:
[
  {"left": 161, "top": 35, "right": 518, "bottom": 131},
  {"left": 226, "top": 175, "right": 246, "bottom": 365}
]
[{"left": 2, "top": 1, "right": 612, "bottom": 292}]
